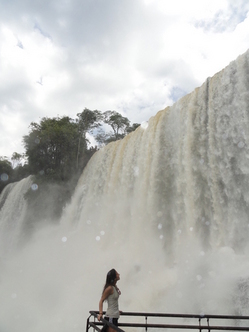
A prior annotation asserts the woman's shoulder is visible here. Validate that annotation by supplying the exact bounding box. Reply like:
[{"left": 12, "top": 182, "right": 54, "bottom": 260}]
[{"left": 104, "top": 285, "right": 114, "bottom": 295}]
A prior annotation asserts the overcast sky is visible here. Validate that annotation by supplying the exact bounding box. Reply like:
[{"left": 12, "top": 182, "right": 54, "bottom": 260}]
[{"left": 1, "top": 0, "right": 249, "bottom": 159}]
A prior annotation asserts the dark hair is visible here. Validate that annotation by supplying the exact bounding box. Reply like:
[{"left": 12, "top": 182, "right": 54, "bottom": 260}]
[{"left": 102, "top": 268, "right": 116, "bottom": 294}]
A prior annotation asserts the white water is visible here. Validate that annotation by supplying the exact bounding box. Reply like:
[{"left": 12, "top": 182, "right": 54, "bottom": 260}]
[
  {"left": 0, "top": 176, "right": 33, "bottom": 254},
  {"left": 1, "top": 50, "right": 249, "bottom": 331}
]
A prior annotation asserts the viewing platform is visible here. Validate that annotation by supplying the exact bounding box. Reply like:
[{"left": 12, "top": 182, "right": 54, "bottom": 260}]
[{"left": 86, "top": 311, "right": 249, "bottom": 332}]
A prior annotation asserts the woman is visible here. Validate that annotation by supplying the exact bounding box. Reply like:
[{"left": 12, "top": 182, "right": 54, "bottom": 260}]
[{"left": 98, "top": 269, "right": 121, "bottom": 332}]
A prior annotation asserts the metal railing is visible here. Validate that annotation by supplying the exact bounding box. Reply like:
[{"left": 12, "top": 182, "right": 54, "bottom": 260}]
[{"left": 86, "top": 311, "right": 249, "bottom": 332}]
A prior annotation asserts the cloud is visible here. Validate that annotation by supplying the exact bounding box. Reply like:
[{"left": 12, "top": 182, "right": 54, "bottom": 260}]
[
  {"left": 0, "top": 0, "right": 249, "bottom": 158},
  {"left": 194, "top": 0, "right": 249, "bottom": 32}
]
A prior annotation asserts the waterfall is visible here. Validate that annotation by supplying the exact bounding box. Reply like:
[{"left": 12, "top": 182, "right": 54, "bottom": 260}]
[
  {"left": 62, "top": 48, "right": 249, "bottom": 254},
  {"left": 0, "top": 175, "right": 33, "bottom": 254},
  {"left": 1, "top": 50, "right": 249, "bottom": 332}
]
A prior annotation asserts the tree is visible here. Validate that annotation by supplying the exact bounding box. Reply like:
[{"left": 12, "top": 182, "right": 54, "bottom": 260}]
[
  {"left": 76, "top": 108, "right": 103, "bottom": 169},
  {"left": 103, "top": 111, "right": 130, "bottom": 140},
  {"left": 23, "top": 116, "right": 79, "bottom": 181},
  {"left": 22, "top": 116, "right": 87, "bottom": 222},
  {"left": 95, "top": 128, "right": 114, "bottom": 146},
  {"left": 11, "top": 152, "right": 25, "bottom": 168},
  {"left": 95, "top": 111, "right": 140, "bottom": 146}
]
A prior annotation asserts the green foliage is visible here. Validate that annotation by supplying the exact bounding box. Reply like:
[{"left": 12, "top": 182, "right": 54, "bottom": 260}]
[
  {"left": 0, "top": 154, "right": 31, "bottom": 194},
  {"left": 20, "top": 114, "right": 100, "bottom": 225},
  {"left": 95, "top": 111, "right": 140, "bottom": 145},
  {"left": 0, "top": 157, "right": 12, "bottom": 175},
  {"left": 12, "top": 164, "right": 30, "bottom": 182},
  {"left": 11, "top": 152, "right": 25, "bottom": 168},
  {"left": 0, "top": 157, "right": 13, "bottom": 192},
  {"left": 103, "top": 110, "right": 130, "bottom": 140},
  {"left": 77, "top": 108, "right": 103, "bottom": 134},
  {"left": 76, "top": 108, "right": 103, "bottom": 168},
  {"left": 23, "top": 116, "right": 80, "bottom": 181},
  {"left": 94, "top": 128, "right": 113, "bottom": 147},
  {"left": 126, "top": 123, "right": 140, "bottom": 133}
]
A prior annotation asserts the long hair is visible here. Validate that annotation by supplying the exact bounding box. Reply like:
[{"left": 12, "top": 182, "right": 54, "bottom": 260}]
[{"left": 102, "top": 268, "right": 116, "bottom": 294}]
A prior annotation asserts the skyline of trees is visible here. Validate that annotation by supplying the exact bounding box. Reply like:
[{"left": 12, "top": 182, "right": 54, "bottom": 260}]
[{"left": 0, "top": 108, "right": 140, "bottom": 194}]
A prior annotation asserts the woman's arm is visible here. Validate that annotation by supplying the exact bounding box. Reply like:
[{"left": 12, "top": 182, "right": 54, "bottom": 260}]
[{"left": 98, "top": 286, "right": 113, "bottom": 321}]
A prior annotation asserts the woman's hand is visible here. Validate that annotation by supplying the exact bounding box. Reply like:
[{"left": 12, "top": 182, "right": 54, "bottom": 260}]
[{"left": 98, "top": 313, "right": 103, "bottom": 321}]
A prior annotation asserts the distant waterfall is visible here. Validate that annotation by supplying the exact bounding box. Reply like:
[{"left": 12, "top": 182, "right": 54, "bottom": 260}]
[
  {"left": 1, "top": 50, "right": 249, "bottom": 332},
  {"left": 0, "top": 176, "right": 33, "bottom": 254}
]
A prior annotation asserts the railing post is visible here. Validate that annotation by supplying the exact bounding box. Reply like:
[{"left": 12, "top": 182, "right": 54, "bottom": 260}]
[
  {"left": 145, "top": 315, "right": 148, "bottom": 332},
  {"left": 207, "top": 318, "right": 210, "bottom": 332},
  {"left": 199, "top": 317, "right": 202, "bottom": 332},
  {"left": 86, "top": 315, "right": 90, "bottom": 332}
]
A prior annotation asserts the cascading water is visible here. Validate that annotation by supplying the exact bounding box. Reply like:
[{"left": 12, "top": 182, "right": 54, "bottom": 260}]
[
  {"left": 1, "top": 50, "right": 249, "bottom": 332},
  {"left": 0, "top": 175, "right": 33, "bottom": 254}
]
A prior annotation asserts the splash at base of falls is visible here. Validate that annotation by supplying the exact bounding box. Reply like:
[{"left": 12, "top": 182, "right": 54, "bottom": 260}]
[{"left": 1, "top": 50, "right": 249, "bottom": 332}]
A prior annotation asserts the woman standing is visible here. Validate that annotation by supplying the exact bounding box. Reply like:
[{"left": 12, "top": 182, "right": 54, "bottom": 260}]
[{"left": 98, "top": 269, "right": 121, "bottom": 332}]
